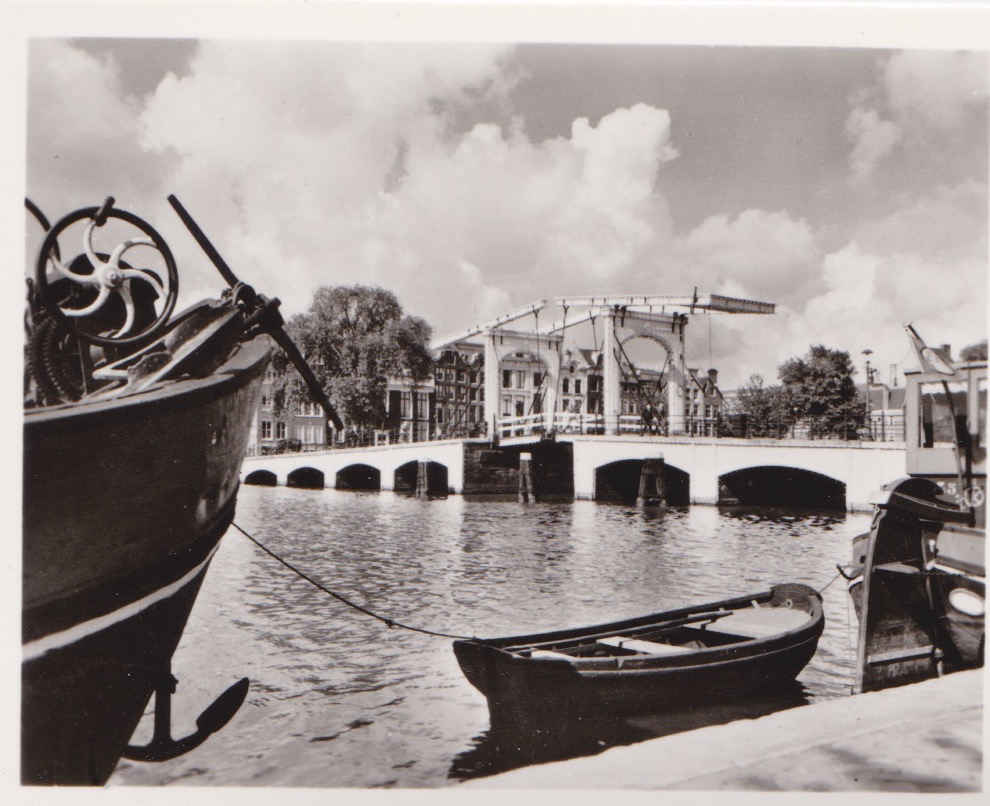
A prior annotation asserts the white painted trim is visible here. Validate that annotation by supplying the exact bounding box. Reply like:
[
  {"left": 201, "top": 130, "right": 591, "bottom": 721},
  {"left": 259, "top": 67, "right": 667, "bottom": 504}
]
[{"left": 23, "top": 542, "right": 222, "bottom": 662}]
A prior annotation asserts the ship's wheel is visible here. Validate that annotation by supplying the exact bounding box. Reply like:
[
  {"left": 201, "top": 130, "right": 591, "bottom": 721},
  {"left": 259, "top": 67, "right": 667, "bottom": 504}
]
[{"left": 35, "top": 198, "right": 179, "bottom": 348}]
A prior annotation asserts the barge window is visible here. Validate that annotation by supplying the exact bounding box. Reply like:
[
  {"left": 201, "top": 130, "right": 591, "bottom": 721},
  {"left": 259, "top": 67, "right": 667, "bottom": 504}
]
[
  {"left": 919, "top": 381, "right": 967, "bottom": 448},
  {"left": 979, "top": 378, "right": 987, "bottom": 449}
]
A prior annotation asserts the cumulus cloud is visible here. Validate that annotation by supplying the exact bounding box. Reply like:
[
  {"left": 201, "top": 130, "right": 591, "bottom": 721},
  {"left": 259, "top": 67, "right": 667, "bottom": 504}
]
[
  {"left": 25, "top": 41, "right": 985, "bottom": 393},
  {"left": 671, "top": 209, "right": 821, "bottom": 305},
  {"left": 845, "top": 105, "right": 901, "bottom": 184},
  {"left": 110, "top": 43, "right": 680, "bottom": 335},
  {"left": 788, "top": 179, "right": 986, "bottom": 383},
  {"left": 844, "top": 50, "right": 987, "bottom": 183},
  {"left": 883, "top": 50, "right": 989, "bottom": 132},
  {"left": 27, "top": 40, "right": 176, "bottom": 228}
]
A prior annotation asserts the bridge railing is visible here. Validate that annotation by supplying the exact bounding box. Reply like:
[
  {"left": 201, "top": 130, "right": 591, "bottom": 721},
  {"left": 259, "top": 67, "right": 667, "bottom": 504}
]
[
  {"left": 496, "top": 413, "right": 547, "bottom": 438},
  {"left": 497, "top": 411, "right": 906, "bottom": 441},
  {"left": 244, "top": 410, "right": 906, "bottom": 456}
]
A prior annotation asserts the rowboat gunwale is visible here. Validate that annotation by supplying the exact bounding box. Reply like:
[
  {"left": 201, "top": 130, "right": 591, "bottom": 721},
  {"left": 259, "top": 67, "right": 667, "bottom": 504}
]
[{"left": 455, "top": 583, "right": 824, "bottom": 674}]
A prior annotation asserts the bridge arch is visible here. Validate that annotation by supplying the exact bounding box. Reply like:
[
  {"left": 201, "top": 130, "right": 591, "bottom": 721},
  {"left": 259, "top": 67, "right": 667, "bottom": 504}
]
[
  {"left": 393, "top": 460, "right": 449, "bottom": 495},
  {"left": 287, "top": 466, "right": 325, "bottom": 489},
  {"left": 336, "top": 464, "right": 381, "bottom": 492},
  {"left": 244, "top": 469, "right": 277, "bottom": 486},
  {"left": 619, "top": 332, "right": 675, "bottom": 360},
  {"left": 718, "top": 465, "right": 846, "bottom": 510},
  {"left": 594, "top": 459, "right": 689, "bottom": 505}
]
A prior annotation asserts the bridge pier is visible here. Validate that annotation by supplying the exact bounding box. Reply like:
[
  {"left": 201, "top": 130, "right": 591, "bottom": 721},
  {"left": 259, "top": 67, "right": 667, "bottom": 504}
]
[
  {"left": 637, "top": 458, "right": 665, "bottom": 507},
  {"left": 415, "top": 460, "right": 429, "bottom": 498}
]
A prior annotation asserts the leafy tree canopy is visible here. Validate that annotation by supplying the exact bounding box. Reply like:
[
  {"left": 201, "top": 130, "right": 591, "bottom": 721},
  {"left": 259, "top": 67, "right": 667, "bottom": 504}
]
[
  {"left": 271, "top": 285, "right": 433, "bottom": 428},
  {"left": 733, "top": 374, "right": 793, "bottom": 437},
  {"left": 778, "top": 344, "right": 862, "bottom": 436}
]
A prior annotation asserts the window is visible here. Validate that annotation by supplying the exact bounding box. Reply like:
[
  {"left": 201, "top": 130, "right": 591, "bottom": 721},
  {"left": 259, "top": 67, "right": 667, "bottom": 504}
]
[
  {"left": 261, "top": 420, "right": 272, "bottom": 439},
  {"left": 516, "top": 371, "right": 525, "bottom": 389},
  {"left": 533, "top": 372, "right": 542, "bottom": 389},
  {"left": 562, "top": 378, "right": 570, "bottom": 394},
  {"left": 919, "top": 381, "right": 967, "bottom": 448},
  {"left": 416, "top": 392, "right": 429, "bottom": 419},
  {"left": 502, "top": 396, "right": 513, "bottom": 416},
  {"left": 575, "top": 379, "right": 582, "bottom": 395},
  {"left": 401, "top": 391, "right": 412, "bottom": 418},
  {"left": 276, "top": 422, "right": 286, "bottom": 439},
  {"left": 261, "top": 394, "right": 270, "bottom": 407},
  {"left": 979, "top": 378, "right": 987, "bottom": 449},
  {"left": 437, "top": 407, "right": 444, "bottom": 424},
  {"left": 503, "top": 369, "right": 512, "bottom": 389}
]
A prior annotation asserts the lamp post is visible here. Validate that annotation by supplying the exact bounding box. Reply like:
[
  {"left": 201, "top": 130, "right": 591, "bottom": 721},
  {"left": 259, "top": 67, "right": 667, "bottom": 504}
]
[{"left": 862, "top": 348, "right": 873, "bottom": 439}]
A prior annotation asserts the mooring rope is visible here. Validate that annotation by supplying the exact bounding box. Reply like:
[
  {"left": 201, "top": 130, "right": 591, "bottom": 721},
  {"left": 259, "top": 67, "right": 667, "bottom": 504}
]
[
  {"left": 817, "top": 568, "right": 843, "bottom": 595},
  {"left": 232, "top": 522, "right": 480, "bottom": 641}
]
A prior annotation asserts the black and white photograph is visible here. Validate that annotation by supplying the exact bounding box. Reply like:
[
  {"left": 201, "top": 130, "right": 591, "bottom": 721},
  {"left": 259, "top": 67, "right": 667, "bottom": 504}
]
[{"left": 12, "top": 1, "right": 988, "bottom": 795}]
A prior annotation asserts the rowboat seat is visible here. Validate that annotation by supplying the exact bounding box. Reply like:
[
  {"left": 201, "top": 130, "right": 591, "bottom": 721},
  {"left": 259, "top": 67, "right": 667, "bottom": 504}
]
[
  {"left": 529, "top": 649, "right": 576, "bottom": 660},
  {"left": 597, "top": 636, "right": 694, "bottom": 655},
  {"left": 713, "top": 607, "right": 809, "bottom": 638}
]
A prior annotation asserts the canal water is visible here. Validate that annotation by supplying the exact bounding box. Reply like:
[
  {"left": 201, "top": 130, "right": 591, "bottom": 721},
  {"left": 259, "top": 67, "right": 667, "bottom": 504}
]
[{"left": 112, "top": 487, "right": 872, "bottom": 787}]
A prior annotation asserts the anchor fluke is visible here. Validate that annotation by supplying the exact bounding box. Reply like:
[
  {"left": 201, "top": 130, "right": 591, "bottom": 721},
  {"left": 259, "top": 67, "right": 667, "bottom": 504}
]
[
  {"left": 123, "top": 675, "right": 250, "bottom": 763},
  {"left": 197, "top": 676, "right": 250, "bottom": 735}
]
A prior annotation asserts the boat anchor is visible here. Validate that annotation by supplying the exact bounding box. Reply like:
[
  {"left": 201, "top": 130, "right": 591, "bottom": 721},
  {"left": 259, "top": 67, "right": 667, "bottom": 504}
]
[{"left": 123, "top": 667, "right": 250, "bottom": 762}]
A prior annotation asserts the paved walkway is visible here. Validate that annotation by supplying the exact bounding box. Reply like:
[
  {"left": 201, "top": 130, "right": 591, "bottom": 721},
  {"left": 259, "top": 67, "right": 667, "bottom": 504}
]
[{"left": 467, "top": 669, "right": 983, "bottom": 791}]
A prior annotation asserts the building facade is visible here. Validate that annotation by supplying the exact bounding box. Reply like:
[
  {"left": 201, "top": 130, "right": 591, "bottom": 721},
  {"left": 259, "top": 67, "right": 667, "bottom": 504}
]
[
  {"left": 248, "top": 365, "right": 329, "bottom": 454},
  {"left": 433, "top": 342, "right": 485, "bottom": 438}
]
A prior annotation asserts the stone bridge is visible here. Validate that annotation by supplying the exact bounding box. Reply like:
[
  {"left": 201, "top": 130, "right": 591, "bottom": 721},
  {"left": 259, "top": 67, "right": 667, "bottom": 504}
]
[{"left": 241, "top": 434, "right": 906, "bottom": 512}]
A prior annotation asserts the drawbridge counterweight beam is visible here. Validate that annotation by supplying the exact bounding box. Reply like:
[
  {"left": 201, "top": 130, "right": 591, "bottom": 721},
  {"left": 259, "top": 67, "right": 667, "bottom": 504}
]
[{"left": 431, "top": 293, "right": 774, "bottom": 351}]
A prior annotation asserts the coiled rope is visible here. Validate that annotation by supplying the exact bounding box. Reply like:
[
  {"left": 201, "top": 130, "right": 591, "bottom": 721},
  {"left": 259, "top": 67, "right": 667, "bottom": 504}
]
[{"left": 232, "top": 522, "right": 479, "bottom": 641}]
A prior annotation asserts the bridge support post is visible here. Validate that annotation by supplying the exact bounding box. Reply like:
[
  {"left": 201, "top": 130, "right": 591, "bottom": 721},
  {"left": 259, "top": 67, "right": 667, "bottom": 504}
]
[
  {"left": 637, "top": 458, "right": 665, "bottom": 507},
  {"left": 484, "top": 330, "right": 501, "bottom": 439},
  {"left": 518, "top": 452, "right": 534, "bottom": 503},
  {"left": 667, "top": 314, "right": 688, "bottom": 435},
  {"left": 602, "top": 309, "right": 620, "bottom": 435},
  {"left": 415, "top": 460, "right": 429, "bottom": 498}
]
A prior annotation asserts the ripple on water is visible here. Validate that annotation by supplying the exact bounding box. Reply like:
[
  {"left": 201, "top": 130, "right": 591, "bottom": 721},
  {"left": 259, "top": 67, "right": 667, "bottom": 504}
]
[{"left": 111, "top": 487, "right": 872, "bottom": 787}]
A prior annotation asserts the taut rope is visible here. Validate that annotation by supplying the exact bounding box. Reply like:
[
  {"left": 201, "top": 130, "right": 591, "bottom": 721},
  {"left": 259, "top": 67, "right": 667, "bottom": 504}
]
[{"left": 232, "top": 522, "right": 479, "bottom": 641}]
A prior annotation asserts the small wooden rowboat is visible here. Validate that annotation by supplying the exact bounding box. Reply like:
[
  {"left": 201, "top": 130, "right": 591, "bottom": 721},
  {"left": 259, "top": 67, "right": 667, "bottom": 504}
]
[{"left": 453, "top": 583, "right": 823, "bottom": 723}]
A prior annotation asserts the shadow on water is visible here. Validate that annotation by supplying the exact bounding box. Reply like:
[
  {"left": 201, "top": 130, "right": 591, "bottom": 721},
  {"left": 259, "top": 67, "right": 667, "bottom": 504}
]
[
  {"left": 448, "top": 680, "right": 810, "bottom": 782},
  {"left": 715, "top": 505, "right": 846, "bottom": 526}
]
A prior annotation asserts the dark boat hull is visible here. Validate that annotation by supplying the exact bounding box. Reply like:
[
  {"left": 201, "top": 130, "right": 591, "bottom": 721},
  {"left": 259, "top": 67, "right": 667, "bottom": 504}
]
[
  {"left": 454, "top": 584, "right": 824, "bottom": 725},
  {"left": 22, "top": 338, "right": 269, "bottom": 785},
  {"left": 848, "top": 479, "right": 985, "bottom": 694}
]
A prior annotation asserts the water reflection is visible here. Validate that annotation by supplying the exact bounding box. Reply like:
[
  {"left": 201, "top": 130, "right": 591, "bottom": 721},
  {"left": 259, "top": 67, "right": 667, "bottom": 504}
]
[{"left": 450, "top": 681, "right": 810, "bottom": 781}]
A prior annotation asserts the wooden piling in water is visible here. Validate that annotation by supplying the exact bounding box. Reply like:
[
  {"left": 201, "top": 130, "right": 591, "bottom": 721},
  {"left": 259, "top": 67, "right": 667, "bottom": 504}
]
[
  {"left": 415, "top": 460, "right": 429, "bottom": 498},
  {"left": 519, "top": 452, "right": 533, "bottom": 503}
]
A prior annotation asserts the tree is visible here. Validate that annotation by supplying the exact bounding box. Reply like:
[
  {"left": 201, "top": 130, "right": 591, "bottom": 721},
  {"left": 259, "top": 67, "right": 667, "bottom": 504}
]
[
  {"left": 270, "top": 285, "right": 433, "bottom": 429},
  {"left": 961, "top": 340, "right": 987, "bottom": 361},
  {"left": 733, "top": 374, "right": 793, "bottom": 437},
  {"left": 778, "top": 345, "right": 861, "bottom": 438}
]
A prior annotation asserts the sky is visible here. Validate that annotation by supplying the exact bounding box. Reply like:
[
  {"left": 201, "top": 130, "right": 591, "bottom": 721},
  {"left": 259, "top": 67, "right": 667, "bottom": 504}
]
[{"left": 24, "top": 34, "right": 988, "bottom": 390}]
